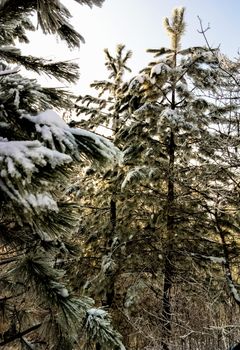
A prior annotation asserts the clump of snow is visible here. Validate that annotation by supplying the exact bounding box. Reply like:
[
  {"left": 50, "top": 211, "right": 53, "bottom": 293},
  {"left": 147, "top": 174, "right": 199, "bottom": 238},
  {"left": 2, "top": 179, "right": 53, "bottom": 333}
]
[
  {"left": 24, "top": 110, "right": 78, "bottom": 154},
  {"left": 26, "top": 109, "right": 68, "bottom": 129},
  {"left": 58, "top": 287, "right": 69, "bottom": 298},
  {"left": 209, "top": 256, "right": 226, "bottom": 264},
  {"left": 87, "top": 308, "right": 107, "bottom": 317},
  {"left": 128, "top": 74, "right": 146, "bottom": 92},
  {"left": 0, "top": 66, "right": 20, "bottom": 76},
  {"left": 150, "top": 62, "right": 172, "bottom": 77},
  {"left": 0, "top": 122, "right": 9, "bottom": 128},
  {"left": 23, "top": 193, "right": 58, "bottom": 213},
  {"left": 158, "top": 107, "right": 185, "bottom": 128},
  {"left": 49, "top": 281, "right": 70, "bottom": 298},
  {"left": 101, "top": 254, "right": 117, "bottom": 273},
  {"left": 176, "top": 81, "right": 189, "bottom": 93},
  {"left": 162, "top": 108, "right": 180, "bottom": 121},
  {"left": 86, "top": 307, "right": 126, "bottom": 350}
]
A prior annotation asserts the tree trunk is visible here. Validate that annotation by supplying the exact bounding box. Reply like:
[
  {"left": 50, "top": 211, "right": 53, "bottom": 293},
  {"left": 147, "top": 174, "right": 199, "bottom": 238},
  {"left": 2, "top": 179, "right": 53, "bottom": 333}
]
[
  {"left": 161, "top": 131, "right": 175, "bottom": 350},
  {"left": 161, "top": 250, "right": 174, "bottom": 350}
]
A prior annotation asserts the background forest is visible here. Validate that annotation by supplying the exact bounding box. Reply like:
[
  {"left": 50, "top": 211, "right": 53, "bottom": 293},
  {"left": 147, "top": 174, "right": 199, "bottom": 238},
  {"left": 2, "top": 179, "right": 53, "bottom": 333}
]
[{"left": 0, "top": 1, "right": 240, "bottom": 350}]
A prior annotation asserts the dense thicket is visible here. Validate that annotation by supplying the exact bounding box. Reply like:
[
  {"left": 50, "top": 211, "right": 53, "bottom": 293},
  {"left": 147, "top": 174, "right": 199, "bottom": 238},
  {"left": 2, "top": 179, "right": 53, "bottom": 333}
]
[{"left": 73, "top": 8, "right": 240, "bottom": 350}]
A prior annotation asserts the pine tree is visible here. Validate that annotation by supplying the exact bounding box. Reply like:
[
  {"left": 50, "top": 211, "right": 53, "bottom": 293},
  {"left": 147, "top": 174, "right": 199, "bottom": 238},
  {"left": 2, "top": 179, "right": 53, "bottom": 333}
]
[
  {"left": 0, "top": 1, "right": 126, "bottom": 349},
  {"left": 73, "top": 43, "right": 134, "bottom": 314},
  {"left": 73, "top": 45, "right": 159, "bottom": 348},
  {"left": 118, "top": 7, "right": 240, "bottom": 350}
]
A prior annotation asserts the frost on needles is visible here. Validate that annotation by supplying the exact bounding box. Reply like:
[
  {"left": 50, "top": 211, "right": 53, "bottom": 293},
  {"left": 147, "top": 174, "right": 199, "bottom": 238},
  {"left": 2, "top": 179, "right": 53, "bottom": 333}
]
[{"left": 0, "top": 0, "right": 126, "bottom": 349}]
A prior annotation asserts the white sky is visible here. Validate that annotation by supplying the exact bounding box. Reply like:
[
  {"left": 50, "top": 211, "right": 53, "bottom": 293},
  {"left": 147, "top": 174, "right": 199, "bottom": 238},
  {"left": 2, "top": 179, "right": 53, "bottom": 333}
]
[{"left": 20, "top": 0, "right": 240, "bottom": 94}]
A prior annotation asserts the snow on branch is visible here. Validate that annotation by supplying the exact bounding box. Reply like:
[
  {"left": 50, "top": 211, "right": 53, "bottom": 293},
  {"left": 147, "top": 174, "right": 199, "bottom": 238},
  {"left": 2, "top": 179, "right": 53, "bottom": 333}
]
[
  {"left": 85, "top": 308, "right": 125, "bottom": 350},
  {"left": 128, "top": 74, "right": 147, "bottom": 92},
  {"left": 22, "top": 192, "right": 59, "bottom": 213},
  {"left": 121, "top": 165, "right": 158, "bottom": 190},
  {"left": 150, "top": 62, "right": 172, "bottom": 78},
  {"left": 24, "top": 109, "right": 122, "bottom": 164},
  {"left": 227, "top": 277, "right": 240, "bottom": 304},
  {"left": 0, "top": 109, "right": 121, "bottom": 208},
  {"left": 0, "top": 139, "right": 71, "bottom": 179},
  {"left": 71, "top": 127, "right": 122, "bottom": 163},
  {"left": 0, "top": 140, "right": 71, "bottom": 206},
  {"left": 190, "top": 253, "right": 226, "bottom": 264},
  {"left": 0, "top": 65, "right": 20, "bottom": 76}
]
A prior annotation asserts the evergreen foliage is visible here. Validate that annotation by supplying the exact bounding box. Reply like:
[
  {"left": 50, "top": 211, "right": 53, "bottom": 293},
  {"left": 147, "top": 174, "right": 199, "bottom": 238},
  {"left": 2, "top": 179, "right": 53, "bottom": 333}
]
[
  {"left": 0, "top": 1, "right": 125, "bottom": 349},
  {"left": 73, "top": 7, "right": 240, "bottom": 350},
  {"left": 74, "top": 44, "right": 136, "bottom": 308}
]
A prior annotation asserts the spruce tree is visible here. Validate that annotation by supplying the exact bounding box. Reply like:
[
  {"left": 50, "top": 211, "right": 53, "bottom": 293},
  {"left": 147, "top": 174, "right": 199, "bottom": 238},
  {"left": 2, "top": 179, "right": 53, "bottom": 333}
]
[{"left": 0, "top": 1, "right": 126, "bottom": 349}]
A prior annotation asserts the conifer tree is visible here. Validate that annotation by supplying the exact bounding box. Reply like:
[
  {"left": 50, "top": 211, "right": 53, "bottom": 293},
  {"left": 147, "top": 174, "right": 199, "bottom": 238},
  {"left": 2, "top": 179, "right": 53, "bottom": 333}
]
[
  {"left": 118, "top": 7, "right": 240, "bottom": 350},
  {"left": 73, "top": 45, "right": 158, "bottom": 348},
  {"left": 0, "top": 1, "right": 126, "bottom": 349},
  {"left": 74, "top": 44, "right": 133, "bottom": 309}
]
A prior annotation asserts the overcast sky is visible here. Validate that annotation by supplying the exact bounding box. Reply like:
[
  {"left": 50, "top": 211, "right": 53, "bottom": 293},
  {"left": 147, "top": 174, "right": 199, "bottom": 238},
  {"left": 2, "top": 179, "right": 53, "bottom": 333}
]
[{"left": 20, "top": 0, "right": 240, "bottom": 94}]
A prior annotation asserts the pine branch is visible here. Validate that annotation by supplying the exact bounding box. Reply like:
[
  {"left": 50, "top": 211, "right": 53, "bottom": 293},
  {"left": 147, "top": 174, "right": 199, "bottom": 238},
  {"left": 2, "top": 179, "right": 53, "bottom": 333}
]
[
  {"left": 0, "top": 256, "right": 19, "bottom": 266},
  {"left": 0, "top": 47, "right": 80, "bottom": 83},
  {"left": 0, "top": 0, "right": 105, "bottom": 49},
  {"left": 0, "top": 323, "right": 42, "bottom": 347},
  {"left": 73, "top": 0, "right": 105, "bottom": 7},
  {"left": 0, "top": 0, "right": 84, "bottom": 48}
]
